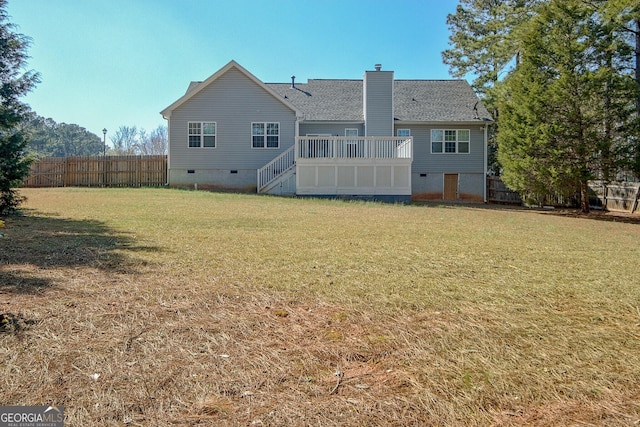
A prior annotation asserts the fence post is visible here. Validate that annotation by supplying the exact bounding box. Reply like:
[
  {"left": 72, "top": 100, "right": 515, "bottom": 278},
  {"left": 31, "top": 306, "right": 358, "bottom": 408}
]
[
  {"left": 64, "top": 156, "right": 69, "bottom": 187},
  {"left": 632, "top": 184, "right": 640, "bottom": 214}
]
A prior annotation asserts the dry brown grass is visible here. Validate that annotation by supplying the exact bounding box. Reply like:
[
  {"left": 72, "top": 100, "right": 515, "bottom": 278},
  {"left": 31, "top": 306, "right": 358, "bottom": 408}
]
[{"left": 1, "top": 187, "right": 640, "bottom": 426}]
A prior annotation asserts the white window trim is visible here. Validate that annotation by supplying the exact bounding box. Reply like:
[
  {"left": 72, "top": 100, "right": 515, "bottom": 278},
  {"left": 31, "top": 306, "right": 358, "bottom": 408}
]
[
  {"left": 251, "top": 122, "right": 280, "bottom": 149},
  {"left": 345, "top": 128, "right": 359, "bottom": 136},
  {"left": 188, "top": 121, "right": 216, "bottom": 149},
  {"left": 397, "top": 128, "right": 411, "bottom": 137},
  {"left": 431, "top": 129, "right": 470, "bottom": 154}
]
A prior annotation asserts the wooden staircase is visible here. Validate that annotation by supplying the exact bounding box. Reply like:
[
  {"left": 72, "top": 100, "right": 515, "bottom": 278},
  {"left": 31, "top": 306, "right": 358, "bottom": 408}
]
[{"left": 257, "top": 146, "right": 296, "bottom": 195}]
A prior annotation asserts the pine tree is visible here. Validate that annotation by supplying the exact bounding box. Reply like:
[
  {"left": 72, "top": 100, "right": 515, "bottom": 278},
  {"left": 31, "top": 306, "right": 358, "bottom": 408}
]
[
  {"left": 442, "top": 0, "right": 541, "bottom": 97},
  {"left": 497, "top": 0, "right": 637, "bottom": 212},
  {"left": 0, "top": 0, "right": 39, "bottom": 214},
  {"left": 442, "top": 0, "right": 542, "bottom": 173},
  {"left": 600, "top": 0, "right": 640, "bottom": 178}
]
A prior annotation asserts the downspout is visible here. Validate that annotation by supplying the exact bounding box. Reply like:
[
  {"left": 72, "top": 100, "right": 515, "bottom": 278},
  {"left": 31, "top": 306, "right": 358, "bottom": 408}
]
[
  {"left": 483, "top": 124, "right": 488, "bottom": 203},
  {"left": 163, "top": 113, "right": 171, "bottom": 186},
  {"left": 294, "top": 115, "right": 302, "bottom": 195},
  {"left": 295, "top": 115, "right": 302, "bottom": 157}
]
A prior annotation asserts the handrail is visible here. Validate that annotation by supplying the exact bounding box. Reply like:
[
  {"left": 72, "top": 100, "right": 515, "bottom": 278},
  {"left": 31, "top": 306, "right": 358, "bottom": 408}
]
[{"left": 257, "top": 146, "right": 295, "bottom": 192}]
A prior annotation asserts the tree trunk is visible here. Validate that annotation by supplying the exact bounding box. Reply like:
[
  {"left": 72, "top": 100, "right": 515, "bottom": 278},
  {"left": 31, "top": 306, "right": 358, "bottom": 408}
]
[
  {"left": 580, "top": 179, "right": 590, "bottom": 214},
  {"left": 635, "top": 19, "right": 640, "bottom": 180},
  {"left": 636, "top": 19, "right": 640, "bottom": 117},
  {"left": 603, "top": 45, "right": 613, "bottom": 182}
]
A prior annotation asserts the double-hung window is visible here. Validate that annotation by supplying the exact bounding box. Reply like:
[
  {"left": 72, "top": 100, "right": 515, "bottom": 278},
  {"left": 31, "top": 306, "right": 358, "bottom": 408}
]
[
  {"left": 188, "top": 122, "right": 216, "bottom": 148},
  {"left": 431, "top": 129, "right": 469, "bottom": 154},
  {"left": 252, "top": 122, "right": 279, "bottom": 148}
]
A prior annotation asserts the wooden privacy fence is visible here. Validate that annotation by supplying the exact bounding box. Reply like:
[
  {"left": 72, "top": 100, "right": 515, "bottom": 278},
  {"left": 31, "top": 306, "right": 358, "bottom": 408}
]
[
  {"left": 23, "top": 155, "right": 168, "bottom": 188},
  {"left": 487, "top": 177, "right": 640, "bottom": 212},
  {"left": 487, "top": 176, "right": 522, "bottom": 205},
  {"left": 588, "top": 180, "right": 640, "bottom": 213}
]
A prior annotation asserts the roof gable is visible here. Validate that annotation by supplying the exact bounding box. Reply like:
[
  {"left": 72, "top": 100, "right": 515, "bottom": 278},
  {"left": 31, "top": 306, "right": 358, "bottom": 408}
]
[{"left": 161, "top": 60, "right": 299, "bottom": 118}]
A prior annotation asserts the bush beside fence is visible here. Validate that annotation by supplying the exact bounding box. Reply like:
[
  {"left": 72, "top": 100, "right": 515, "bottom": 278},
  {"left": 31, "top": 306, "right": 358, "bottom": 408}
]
[{"left": 23, "top": 155, "right": 167, "bottom": 188}]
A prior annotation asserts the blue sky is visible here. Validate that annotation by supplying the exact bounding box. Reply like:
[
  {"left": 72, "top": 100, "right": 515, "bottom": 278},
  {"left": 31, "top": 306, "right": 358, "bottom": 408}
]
[{"left": 8, "top": 0, "right": 459, "bottom": 145}]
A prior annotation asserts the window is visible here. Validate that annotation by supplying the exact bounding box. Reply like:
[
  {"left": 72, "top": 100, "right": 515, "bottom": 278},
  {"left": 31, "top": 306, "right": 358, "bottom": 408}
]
[
  {"left": 252, "top": 122, "right": 279, "bottom": 148},
  {"left": 444, "top": 130, "right": 457, "bottom": 153},
  {"left": 431, "top": 129, "right": 470, "bottom": 154},
  {"left": 188, "top": 122, "right": 216, "bottom": 148},
  {"left": 458, "top": 130, "right": 470, "bottom": 153},
  {"left": 397, "top": 129, "right": 410, "bottom": 137}
]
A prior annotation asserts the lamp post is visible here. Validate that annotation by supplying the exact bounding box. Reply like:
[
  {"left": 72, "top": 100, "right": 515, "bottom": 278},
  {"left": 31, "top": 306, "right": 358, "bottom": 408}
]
[{"left": 102, "top": 128, "right": 107, "bottom": 156}]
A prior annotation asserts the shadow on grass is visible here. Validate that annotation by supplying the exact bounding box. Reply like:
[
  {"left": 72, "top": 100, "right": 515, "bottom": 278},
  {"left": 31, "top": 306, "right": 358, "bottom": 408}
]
[
  {"left": 0, "top": 210, "right": 161, "bottom": 294},
  {"left": 539, "top": 209, "right": 640, "bottom": 224},
  {"left": 412, "top": 200, "right": 640, "bottom": 224},
  {"left": 0, "top": 270, "right": 51, "bottom": 294}
]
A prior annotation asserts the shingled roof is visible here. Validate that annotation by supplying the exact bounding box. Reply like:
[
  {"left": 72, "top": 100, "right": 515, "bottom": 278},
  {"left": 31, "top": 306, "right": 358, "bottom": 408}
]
[
  {"left": 265, "top": 79, "right": 492, "bottom": 123},
  {"left": 170, "top": 60, "right": 492, "bottom": 123},
  {"left": 266, "top": 80, "right": 363, "bottom": 121}
]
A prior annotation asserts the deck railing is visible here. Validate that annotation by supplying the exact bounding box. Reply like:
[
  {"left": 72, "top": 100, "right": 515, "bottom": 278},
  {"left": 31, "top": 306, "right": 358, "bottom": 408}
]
[{"left": 296, "top": 136, "right": 412, "bottom": 160}]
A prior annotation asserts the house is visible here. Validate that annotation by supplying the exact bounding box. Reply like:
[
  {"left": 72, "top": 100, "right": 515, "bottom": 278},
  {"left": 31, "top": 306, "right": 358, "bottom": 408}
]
[{"left": 160, "top": 60, "right": 492, "bottom": 203}]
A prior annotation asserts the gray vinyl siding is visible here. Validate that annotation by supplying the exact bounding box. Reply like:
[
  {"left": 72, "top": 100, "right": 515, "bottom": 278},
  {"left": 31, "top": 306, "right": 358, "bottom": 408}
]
[
  {"left": 363, "top": 71, "right": 393, "bottom": 136},
  {"left": 399, "top": 124, "right": 486, "bottom": 174},
  {"left": 168, "top": 67, "right": 297, "bottom": 171},
  {"left": 299, "top": 123, "right": 364, "bottom": 136}
]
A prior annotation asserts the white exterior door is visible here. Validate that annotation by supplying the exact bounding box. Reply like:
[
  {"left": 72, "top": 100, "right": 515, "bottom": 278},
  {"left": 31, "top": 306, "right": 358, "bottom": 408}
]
[{"left": 345, "top": 128, "right": 359, "bottom": 158}]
